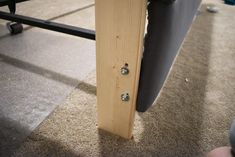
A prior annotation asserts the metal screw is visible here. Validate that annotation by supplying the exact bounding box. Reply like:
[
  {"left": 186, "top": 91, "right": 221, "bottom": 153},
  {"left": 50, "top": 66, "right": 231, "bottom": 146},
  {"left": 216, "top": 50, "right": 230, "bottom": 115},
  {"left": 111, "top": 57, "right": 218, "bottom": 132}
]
[
  {"left": 121, "top": 66, "right": 129, "bottom": 75},
  {"left": 121, "top": 93, "right": 130, "bottom": 102}
]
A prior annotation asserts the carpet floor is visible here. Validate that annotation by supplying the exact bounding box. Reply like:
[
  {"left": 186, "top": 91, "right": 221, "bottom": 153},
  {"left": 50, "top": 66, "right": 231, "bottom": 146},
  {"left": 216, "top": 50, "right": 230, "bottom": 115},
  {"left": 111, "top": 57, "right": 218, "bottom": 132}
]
[
  {"left": 0, "top": 1, "right": 95, "bottom": 157},
  {"left": 13, "top": 0, "right": 235, "bottom": 157}
]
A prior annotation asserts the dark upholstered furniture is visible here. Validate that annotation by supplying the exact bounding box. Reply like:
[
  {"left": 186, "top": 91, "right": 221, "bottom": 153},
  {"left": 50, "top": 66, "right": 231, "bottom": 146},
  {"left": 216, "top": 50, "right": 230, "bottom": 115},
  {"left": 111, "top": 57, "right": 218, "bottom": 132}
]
[{"left": 137, "top": 0, "right": 202, "bottom": 112}]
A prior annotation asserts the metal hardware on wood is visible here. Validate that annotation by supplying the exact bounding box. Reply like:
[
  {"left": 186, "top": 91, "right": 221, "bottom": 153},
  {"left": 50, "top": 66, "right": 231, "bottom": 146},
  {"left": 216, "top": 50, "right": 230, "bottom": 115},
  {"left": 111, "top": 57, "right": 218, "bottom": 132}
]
[
  {"left": 121, "top": 93, "right": 130, "bottom": 102},
  {"left": 121, "top": 65, "right": 129, "bottom": 75}
]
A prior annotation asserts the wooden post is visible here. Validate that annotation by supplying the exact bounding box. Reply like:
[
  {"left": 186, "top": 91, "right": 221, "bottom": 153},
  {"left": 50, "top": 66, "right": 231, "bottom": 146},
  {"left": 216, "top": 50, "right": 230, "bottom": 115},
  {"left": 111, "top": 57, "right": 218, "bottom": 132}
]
[{"left": 95, "top": 0, "right": 147, "bottom": 139}]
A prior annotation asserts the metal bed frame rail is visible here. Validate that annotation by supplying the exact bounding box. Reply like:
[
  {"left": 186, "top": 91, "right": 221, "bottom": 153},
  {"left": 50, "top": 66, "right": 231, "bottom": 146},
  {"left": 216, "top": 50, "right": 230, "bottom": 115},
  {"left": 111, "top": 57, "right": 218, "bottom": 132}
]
[
  {"left": 0, "top": 1, "right": 95, "bottom": 40},
  {"left": 0, "top": 11, "right": 96, "bottom": 40}
]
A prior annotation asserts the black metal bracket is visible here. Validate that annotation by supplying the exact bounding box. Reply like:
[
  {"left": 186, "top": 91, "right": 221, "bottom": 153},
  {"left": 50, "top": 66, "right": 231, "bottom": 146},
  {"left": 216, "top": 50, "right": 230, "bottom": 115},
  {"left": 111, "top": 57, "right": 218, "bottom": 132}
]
[{"left": 0, "top": 7, "right": 95, "bottom": 40}]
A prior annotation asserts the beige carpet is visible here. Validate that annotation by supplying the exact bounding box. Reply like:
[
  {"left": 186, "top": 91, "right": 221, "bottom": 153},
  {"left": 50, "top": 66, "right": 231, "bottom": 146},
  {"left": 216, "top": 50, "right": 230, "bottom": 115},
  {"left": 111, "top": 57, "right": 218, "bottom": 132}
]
[{"left": 13, "top": 1, "right": 235, "bottom": 157}]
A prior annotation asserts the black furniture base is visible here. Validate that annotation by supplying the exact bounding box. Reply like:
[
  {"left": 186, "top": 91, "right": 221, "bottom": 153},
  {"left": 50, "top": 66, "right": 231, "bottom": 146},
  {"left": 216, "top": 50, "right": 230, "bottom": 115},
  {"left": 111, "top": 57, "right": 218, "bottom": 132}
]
[{"left": 136, "top": 0, "right": 202, "bottom": 112}]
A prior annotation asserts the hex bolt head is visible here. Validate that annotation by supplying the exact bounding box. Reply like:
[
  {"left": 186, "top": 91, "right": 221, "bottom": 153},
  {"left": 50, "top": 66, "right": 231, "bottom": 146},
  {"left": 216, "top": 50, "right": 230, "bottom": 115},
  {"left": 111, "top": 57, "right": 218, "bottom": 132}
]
[
  {"left": 121, "top": 93, "right": 130, "bottom": 102},
  {"left": 121, "top": 67, "right": 129, "bottom": 75}
]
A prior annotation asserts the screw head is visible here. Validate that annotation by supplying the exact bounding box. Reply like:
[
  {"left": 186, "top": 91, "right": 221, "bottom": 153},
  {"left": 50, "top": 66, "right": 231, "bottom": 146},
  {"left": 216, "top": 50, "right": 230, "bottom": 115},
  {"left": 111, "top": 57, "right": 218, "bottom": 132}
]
[
  {"left": 121, "top": 67, "right": 129, "bottom": 75},
  {"left": 121, "top": 93, "right": 130, "bottom": 102}
]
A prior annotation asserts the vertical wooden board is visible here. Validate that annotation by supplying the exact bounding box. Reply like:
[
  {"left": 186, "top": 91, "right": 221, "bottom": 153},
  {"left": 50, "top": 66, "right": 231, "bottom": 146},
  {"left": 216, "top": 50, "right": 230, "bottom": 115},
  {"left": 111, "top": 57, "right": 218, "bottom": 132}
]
[{"left": 95, "top": 0, "right": 147, "bottom": 138}]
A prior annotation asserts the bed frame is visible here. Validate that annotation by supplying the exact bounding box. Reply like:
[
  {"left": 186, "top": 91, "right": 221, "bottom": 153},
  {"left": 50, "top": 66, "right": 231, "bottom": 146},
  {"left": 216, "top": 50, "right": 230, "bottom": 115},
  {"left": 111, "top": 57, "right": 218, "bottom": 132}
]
[
  {"left": 0, "top": 0, "right": 201, "bottom": 139},
  {"left": 0, "top": 0, "right": 95, "bottom": 39}
]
